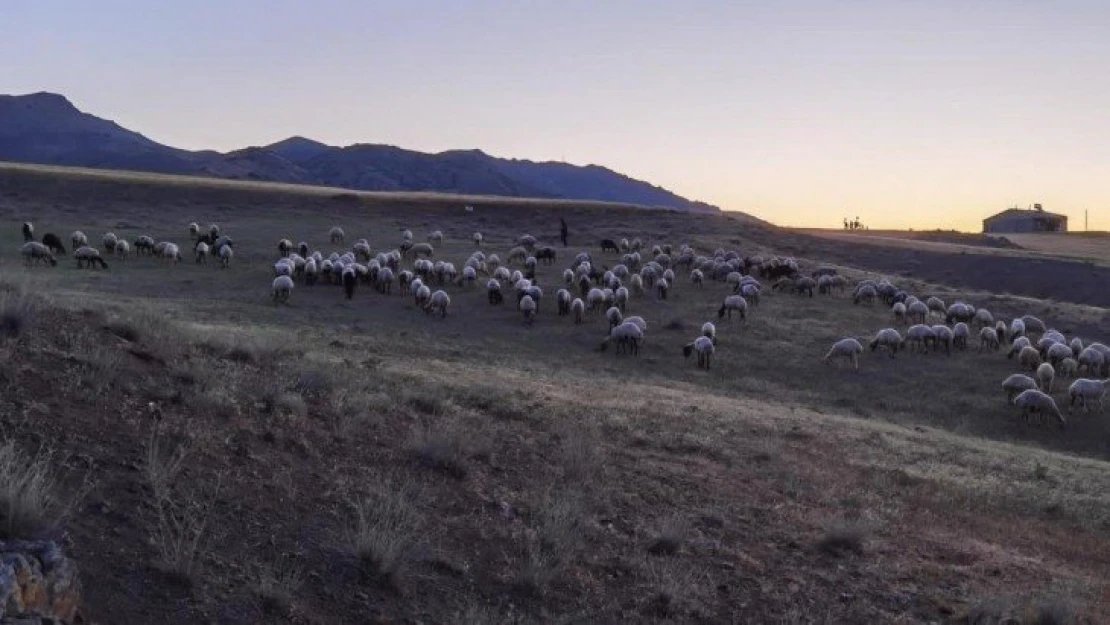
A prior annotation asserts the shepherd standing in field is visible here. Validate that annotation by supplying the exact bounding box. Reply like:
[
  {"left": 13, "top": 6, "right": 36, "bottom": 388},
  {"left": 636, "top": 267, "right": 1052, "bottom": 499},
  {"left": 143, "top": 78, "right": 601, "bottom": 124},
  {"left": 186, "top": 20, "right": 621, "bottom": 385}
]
[{"left": 560, "top": 218, "right": 568, "bottom": 247}]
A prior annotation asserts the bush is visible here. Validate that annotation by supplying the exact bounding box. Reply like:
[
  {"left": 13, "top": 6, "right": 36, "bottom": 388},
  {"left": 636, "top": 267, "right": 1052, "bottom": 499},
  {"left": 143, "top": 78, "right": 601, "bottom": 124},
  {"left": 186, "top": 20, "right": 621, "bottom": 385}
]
[
  {"left": 0, "top": 288, "right": 35, "bottom": 339},
  {"left": 409, "top": 424, "right": 469, "bottom": 479},
  {"left": 348, "top": 479, "right": 422, "bottom": 588},
  {"left": 816, "top": 520, "right": 868, "bottom": 556}
]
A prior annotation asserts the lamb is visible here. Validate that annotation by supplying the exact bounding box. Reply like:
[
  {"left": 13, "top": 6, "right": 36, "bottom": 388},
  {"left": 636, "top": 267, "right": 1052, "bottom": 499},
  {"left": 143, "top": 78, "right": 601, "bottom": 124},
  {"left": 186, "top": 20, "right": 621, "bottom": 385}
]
[
  {"left": 600, "top": 321, "right": 644, "bottom": 355},
  {"left": 272, "top": 275, "right": 294, "bottom": 304},
  {"left": 869, "top": 328, "right": 904, "bottom": 358},
  {"left": 823, "top": 338, "right": 864, "bottom": 370},
  {"left": 1012, "top": 389, "right": 1066, "bottom": 427},
  {"left": 683, "top": 336, "right": 715, "bottom": 370},
  {"left": 1001, "top": 374, "right": 1037, "bottom": 401},
  {"left": 519, "top": 294, "right": 537, "bottom": 324},
  {"left": 571, "top": 298, "right": 585, "bottom": 324},
  {"left": 21, "top": 222, "right": 33, "bottom": 243},
  {"left": 102, "top": 232, "right": 118, "bottom": 254},
  {"left": 978, "top": 326, "right": 1000, "bottom": 352},
  {"left": 71, "top": 231, "right": 88, "bottom": 251},
  {"left": 74, "top": 246, "right": 108, "bottom": 269},
  {"left": 20, "top": 242, "right": 57, "bottom": 266},
  {"left": 330, "top": 226, "right": 345, "bottom": 244},
  {"left": 1035, "top": 362, "right": 1055, "bottom": 393},
  {"left": 114, "top": 239, "right": 130, "bottom": 259},
  {"left": 219, "top": 244, "right": 233, "bottom": 268},
  {"left": 701, "top": 321, "right": 717, "bottom": 345},
  {"left": 425, "top": 290, "right": 450, "bottom": 317},
  {"left": 40, "top": 233, "right": 66, "bottom": 256},
  {"left": 1066, "top": 378, "right": 1110, "bottom": 413},
  {"left": 1018, "top": 345, "right": 1043, "bottom": 371},
  {"left": 606, "top": 306, "right": 623, "bottom": 329},
  {"left": 195, "top": 242, "right": 210, "bottom": 264},
  {"left": 655, "top": 278, "right": 669, "bottom": 300},
  {"left": 717, "top": 295, "right": 747, "bottom": 321}
]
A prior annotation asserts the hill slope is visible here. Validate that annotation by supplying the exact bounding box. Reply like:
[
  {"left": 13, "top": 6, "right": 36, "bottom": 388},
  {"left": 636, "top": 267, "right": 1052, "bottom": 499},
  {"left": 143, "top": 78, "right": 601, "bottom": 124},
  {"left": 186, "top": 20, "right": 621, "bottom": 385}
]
[{"left": 0, "top": 92, "right": 718, "bottom": 212}]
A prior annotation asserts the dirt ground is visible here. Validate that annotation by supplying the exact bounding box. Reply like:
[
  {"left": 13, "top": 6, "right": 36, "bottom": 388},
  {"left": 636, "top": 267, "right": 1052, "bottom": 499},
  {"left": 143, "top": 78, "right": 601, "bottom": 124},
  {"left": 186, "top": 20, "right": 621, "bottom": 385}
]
[{"left": 0, "top": 164, "right": 1107, "bottom": 624}]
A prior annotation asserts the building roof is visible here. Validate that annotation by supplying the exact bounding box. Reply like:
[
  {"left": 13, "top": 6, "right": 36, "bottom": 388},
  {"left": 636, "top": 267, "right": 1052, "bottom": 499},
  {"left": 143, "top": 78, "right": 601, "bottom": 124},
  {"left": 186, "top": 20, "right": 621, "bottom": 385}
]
[{"left": 983, "top": 208, "right": 1068, "bottom": 222}]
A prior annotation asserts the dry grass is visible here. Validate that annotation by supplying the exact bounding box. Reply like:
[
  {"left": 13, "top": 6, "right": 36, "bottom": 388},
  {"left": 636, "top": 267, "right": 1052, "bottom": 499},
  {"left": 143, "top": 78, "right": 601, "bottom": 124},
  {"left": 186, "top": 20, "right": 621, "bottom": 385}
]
[
  {"left": 347, "top": 478, "right": 423, "bottom": 589},
  {"left": 251, "top": 555, "right": 304, "bottom": 614},
  {"left": 0, "top": 440, "right": 61, "bottom": 539},
  {"left": 816, "top": 519, "right": 870, "bottom": 556}
]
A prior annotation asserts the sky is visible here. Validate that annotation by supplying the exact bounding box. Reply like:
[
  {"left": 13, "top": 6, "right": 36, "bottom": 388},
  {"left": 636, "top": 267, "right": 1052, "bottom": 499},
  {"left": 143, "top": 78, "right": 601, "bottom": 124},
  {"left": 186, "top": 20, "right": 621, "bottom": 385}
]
[{"left": 4, "top": 0, "right": 1110, "bottom": 231}]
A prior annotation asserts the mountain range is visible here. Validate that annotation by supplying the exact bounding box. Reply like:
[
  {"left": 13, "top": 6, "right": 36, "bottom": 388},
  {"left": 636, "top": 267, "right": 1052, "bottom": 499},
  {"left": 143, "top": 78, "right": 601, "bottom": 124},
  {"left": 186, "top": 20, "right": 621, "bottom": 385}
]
[{"left": 0, "top": 92, "right": 719, "bottom": 213}]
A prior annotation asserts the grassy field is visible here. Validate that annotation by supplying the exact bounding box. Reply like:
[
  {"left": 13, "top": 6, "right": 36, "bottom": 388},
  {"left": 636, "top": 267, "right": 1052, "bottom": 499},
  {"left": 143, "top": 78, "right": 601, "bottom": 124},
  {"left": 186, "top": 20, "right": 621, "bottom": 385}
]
[{"left": 0, "top": 165, "right": 1107, "bottom": 623}]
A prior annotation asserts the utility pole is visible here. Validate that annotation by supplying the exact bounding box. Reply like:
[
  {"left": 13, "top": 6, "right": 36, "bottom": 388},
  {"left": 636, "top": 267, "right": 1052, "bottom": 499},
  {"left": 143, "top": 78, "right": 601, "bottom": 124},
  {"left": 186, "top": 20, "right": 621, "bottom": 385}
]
[{"left": 1085, "top": 209, "right": 1088, "bottom": 232}]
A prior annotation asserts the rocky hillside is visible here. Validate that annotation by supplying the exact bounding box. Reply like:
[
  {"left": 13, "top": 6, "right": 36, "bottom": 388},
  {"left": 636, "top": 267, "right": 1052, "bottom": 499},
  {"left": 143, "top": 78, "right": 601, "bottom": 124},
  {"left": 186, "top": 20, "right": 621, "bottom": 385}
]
[{"left": 0, "top": 92, "right": 718, "bottom": 213}]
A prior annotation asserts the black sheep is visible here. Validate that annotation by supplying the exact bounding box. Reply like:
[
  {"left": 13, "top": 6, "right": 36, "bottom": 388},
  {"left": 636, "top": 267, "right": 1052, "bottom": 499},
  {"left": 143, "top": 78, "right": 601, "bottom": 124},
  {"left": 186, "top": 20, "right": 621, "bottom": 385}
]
[
  {"left": 600, "top": 239, "right": 619, "bottom": 253},
  {"left": 21, "top": 222, "right": 33, "bottom": 243},
  {"left": 342, "top": 269, "right": 357, "bottom": 300},
  {"left": 41, "top": 233, "right": 66, "bottom": 256}
]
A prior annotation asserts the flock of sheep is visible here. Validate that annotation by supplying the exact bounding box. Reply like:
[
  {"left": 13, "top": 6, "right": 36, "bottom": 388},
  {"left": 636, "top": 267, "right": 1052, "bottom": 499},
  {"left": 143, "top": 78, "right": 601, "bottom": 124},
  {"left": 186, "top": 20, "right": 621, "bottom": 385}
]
[
  {"left": 823, "top": 279, "right": 1110, "bottom": 428},
  {"left": 16, "top": 218, "right": 1108, "bottom": 430}
]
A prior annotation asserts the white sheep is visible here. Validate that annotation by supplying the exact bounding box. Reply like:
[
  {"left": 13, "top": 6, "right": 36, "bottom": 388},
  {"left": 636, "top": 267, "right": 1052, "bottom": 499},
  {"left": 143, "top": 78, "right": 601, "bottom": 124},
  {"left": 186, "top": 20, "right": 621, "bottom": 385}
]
[
  {"left": 624, "top": 316, "right": 648, "bottom": 332},
  {"left": 823, "top": 338, "right": 863, "bottom": 370},
  {"left": 1009, "top": 318, "right": 1026, "bottom": 341},
  {"left": 931, "top": 324, "right": 955, "bottom": 355},
  {"left": 717, "top": 295, "right": 747, "bottom": 321},
  {"left": 952, "top": 322, "right": 970, "bottom": 350},
  {"left": 21, "top": 242, "right": 56, "bottom": 266},
  {"left": 1067, "top": 378, "right": 1110, "bottom": 413},
  {"left": 1045, "top": 342, "right": 1073, "bottom": 366},
  {"left": 74, "top": 246, "right": 108, "bottom": 269},
  {"left": 329, "top": 226, "right": 345, "bottom": 244},
  {"left": 1007, "top": 336, "right": 1032, "bottom": 360},
  {"left": 519, "top": 294, "right": 537, "bottom": 324},
  {"left": 586, "top": 288, "right": 606, "bottom": 314},
  {"left": 683, "top": 336, "right": 715, "bottom": 370},
  {"left": 1070, "top": 337, "right": 1084, "bottom": 358},
  {"left": 425, "top": 289, "right": 450, "bottom": 317},
  {"left": 906, "top": 301, "right": 928, "bottom": 325},
  {"left": 701, "top": 321, "right": 717, "bottom": 345},
  {"left": 600, "top": 320, "right": 644, "bottom": 356},
  {"left": 690, "top": 269, "right": 704, "bottom": 287},
  {"left": 1058, "top": 357, "right": 1078, "bottom": 379},
  {"left": 219, "top": 244, "right": 233, "bottom": 268},
  {"left": 428, "top": 230, "right": 444, "bottom": 244},
  {"left": 1018, "top": 346, "right": 1042, "bottom": 371},
  {"left": 978, "top": 326, "right": 1000, "bottom": 352},
  {"left": 1035, "top": 362, "right": 1055, "bottom": 393},
  {"left": 891, "top": 302, "right": 907, "bottom": 324},
  {"left": 1001, "top": 373, "right": 1037, "bottom": 401},
  {"left": 571, "top": 298, "right": 585, "bottom": 324},
  {"left": 272, "top": 275, "right": 294, "bottom": 304},
  {"left": 1012, "top": 389, "right": 1066, "bottom": 427},
  {"left": 905, "top": 324, "right": 936, "bottom": 353},
  {"left": 615, "top": 286, "right": 630, "bottom": 311},
  {"left": 70, "top": 231, "right": 88, "bottom": 250},
  {"left": 114, "top": 239, "right": 130, "bottom": 259},
  {"left": 994, "top": 320, "right": 1008, "bottom": 344},
  {"left": 973, "top": 308, "right": 994, "bottom": 328},
  {"left": 473, "top": 232, "right": 483, "bottom": 247},
  {"left": 1020, "top": 315, "right": 1046, "bottom": 335},
  {"left": 1077, "top": 347, "right": 1105, "bottom": 377},
  {"left": 195, "top": 242, "right": 210, "bottom": 264},
  {"left": 159, "top": 243, "right": 182, "bottom": 263},
  {"left": 414, "top": 284, "right": 431, "bottom": 308},
  {"left": 869, "top": 328, "right": 904, "bottom": 358},
  {"left": 102, "top": 232, "right": 118, "bottom": 254},
  {"left": 606, "top": 306, "right": 623, "bottom": 329}
]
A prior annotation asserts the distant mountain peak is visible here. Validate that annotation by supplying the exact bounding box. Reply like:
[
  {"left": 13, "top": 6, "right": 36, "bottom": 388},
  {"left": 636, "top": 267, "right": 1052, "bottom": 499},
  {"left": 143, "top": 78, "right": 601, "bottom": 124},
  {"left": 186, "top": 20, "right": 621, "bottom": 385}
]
[
  {"left": 264, "top": 136, "right": 336, "bottom": 164},
  {"left": 4, "top": 91, "right": 79, "bottom": 113}
]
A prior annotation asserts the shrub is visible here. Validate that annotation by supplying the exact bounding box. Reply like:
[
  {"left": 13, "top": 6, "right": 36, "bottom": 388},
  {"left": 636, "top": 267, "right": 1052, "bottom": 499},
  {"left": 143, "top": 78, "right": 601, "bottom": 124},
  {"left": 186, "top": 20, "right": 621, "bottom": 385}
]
[
  {"left": 348, "top": 479, "right": 422, "bottom": 589},
  {"left": 816, "top": 520, "right": 869, "bottom": 556},
  {"left": 409, "top": 424, "right": 469, "bottom": 479},
  {"left": 0, "top": 288, "right": 35, "bottom": 339},
  {"left": 252, "top": 556, "right": 303, "bottom": 614}
]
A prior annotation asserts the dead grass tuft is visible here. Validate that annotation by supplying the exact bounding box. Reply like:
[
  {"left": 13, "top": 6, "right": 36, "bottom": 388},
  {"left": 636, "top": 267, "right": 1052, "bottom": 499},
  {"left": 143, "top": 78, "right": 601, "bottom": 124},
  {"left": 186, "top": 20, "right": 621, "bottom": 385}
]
[
  {"left": 348, "top": 478, "right": 423, "bottom": 589},
  {"left": 251, "top": 555, "right": 304, "bottom": 614},
  {"left": 0, "top": 288, "right": 35, "bottom": 340},
  {"left": 647, "top": 517, "right": 686, "bottom": 556},
  {"left": 0, "top": 441, "right": 62, "bottom": 539},
  {"left": 408, "top": 423, "right": 470, "bottom": 479}
]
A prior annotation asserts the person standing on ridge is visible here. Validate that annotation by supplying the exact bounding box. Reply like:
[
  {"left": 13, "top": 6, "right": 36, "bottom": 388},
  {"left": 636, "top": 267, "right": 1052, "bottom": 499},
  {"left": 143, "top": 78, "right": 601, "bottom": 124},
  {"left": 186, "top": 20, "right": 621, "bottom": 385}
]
[{"left": 560, "top": 218, "right": 568, "bottom": 247}]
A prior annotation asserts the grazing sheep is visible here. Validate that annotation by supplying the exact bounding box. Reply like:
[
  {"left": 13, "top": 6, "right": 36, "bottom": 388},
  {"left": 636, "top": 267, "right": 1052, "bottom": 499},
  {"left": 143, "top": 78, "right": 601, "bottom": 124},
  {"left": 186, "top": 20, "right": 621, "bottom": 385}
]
[
  {"left": 905, "top": 324, "right": 937, "bottom": 353},
  {"left": 994, "top": 320, "right": 1008, "bottom": 344},
  {"left": 691, "top": 269, "right": 704, "bottom": 287},
  {"left": 188, "top": 222, "right": 199, "bottom": 238},
  {"left": 37, "top": 233, "right": 65, "bottom": 257},
  {"left": 158, "top": 243, "right": 182, "bottom": 263},
  {"left": 1036, "top": 362, "right": 1055, "bottom": 393},
  {"left": 600, "top": 320, "right": 644, "bottom": 356},
  {"left": 925, "top": 296, "right": 946, "bottom": 317},
  {"left": 20, "top": 242, "right": 56, "bottom": 266},
  {"left": 486, "top": 279, "right": 503, "bottom": 305},
  {"left": 1007, "top": 336, "right": 1032, "bottom": 359},
  {"left": 823, "top": 338, "right": 864, "bottom": 370},
  {"left": 195, "top": 242, "right": 210, "bottom": 263},
  {"left": 624, "top": 316, "right": 647, "bottom": 332},
  {"left": 600, "top": 239, "right": 620, "bottom": 253},
  {"left": 278, "top": 238, "right": 294, "bottom": 257},
  {"left": 906, "top": 301, "right": 929, "bottom": 325},
  {"left": 330, "top": 226, "right": 345, "bottom": 244},
  {"left": 869, "top": 328, "right": 904, "bottom": 358},
  {"left": 701, "top": 321, "right": 717, "bottom": 345},
  {"left": 74, "top": 246, "right": 108, "bottom": 269},
  {"left": 415, "top": 284, "right": 432, "bottom": 308},
  {"left": 114, "top": 239, "right": 130, "bottom": 259},
  {"left": 1067, "top": 378, "right": 1110, "bottom": 413},
  {"left": 556, "top": 288, "right": 571, "bottom": 315},
  {"left": 1002, "top": 373, "right": 1037, "bottom": 401},
  {"left": 586, "top": 288, "right": 606, "bottom": 314},
  {"left": 978, "top": 326, "right": 1000, "bottom": 352},
  {"left": 21, "top": 222, "right": 33, "bottom": 243},
  {"left": 891, "top": 302, "right": 907, "bottom": 324},
  {"left": 473, "top": 232, "right": 483, "bottom": 247},
  {"left": 952, "top": 322, "right": 970, "bottom": 351},
  {"left": 853, "top": 285, "right": 877, "bottom": 305},
  {"left": 1077, "top": 347, "right": 1105, "bottom": 377},
  {"left": 1018, "top": 345, "right": 1042, "bottom": 371},
  {"left": 683, "top": 336, "right": 715, "bottom": 370},
  {"left": 208, "top": 224, "right": 220, "bottom": 240},
  {"left": 1012, "top": 389, "right": 1066, "bottom": 427},
  {"left": 931, "top": 325, "right": 955, "bottom": 355},
  {"left": 1070, "top": 337, "right": 1084, "bottom": 358},
  {"left": 135, "top": 235, "right": 155, "bottom": 255},
  {"left": 1009, "top": 318, "right": 1026, "bottom": 341},
  {"left": 272, "top": 275, "right": 294, "bottom": 304},
  {"left": 1058, "top": 357, "right": 1078, "bottom": 379},
  {"left": 519, "top": 294, "right": 537, "bottom": 324},
  {"left": 571, "top": 298, "right": 585, "bottom": 323},
  {"left": 717, "top": 295, "right": 747, "bottom": 321},
  {"left": 425, "top": 290, "right": 451, "bottom": 317},
  {"left": 219, "top": 244, "right": 233, "bottom": 268},
  {"left": 1046, "top": 342, "right": 1073, "bottom": 366},
  {"left": 378, "top": 267, "right": 395, "bottom": 294},
  {"left": 1020, "top": 315, "right": 1046, "bottom": 335},
  {"left": 974, "top": 308, "right": 994, "bottom": 328},
  {"left": 428, "top": 230, "right": 444, "bottom": 244},
  {"left": 71, "top": 231, "right": 88, "bottom": 251},
  {"left": 655, "top": 278, "right": 669, "bottom": 300},
  {"left": 102, "top": 232, "right": 118, "bottom": 254}
]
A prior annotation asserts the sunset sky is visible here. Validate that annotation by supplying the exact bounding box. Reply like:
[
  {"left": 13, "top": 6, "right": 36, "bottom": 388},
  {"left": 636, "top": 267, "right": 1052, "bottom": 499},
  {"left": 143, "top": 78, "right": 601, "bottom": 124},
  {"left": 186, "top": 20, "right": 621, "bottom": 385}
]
[{"left": 4, "top": 1, "right": 1110, "bottom": 231}]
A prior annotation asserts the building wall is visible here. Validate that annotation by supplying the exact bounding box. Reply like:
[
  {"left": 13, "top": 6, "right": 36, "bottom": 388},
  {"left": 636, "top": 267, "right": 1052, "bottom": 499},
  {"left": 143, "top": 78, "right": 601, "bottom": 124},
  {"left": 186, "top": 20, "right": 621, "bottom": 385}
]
[{"left": 983, "top": 216, "right": 1067, "bottom": 233}]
